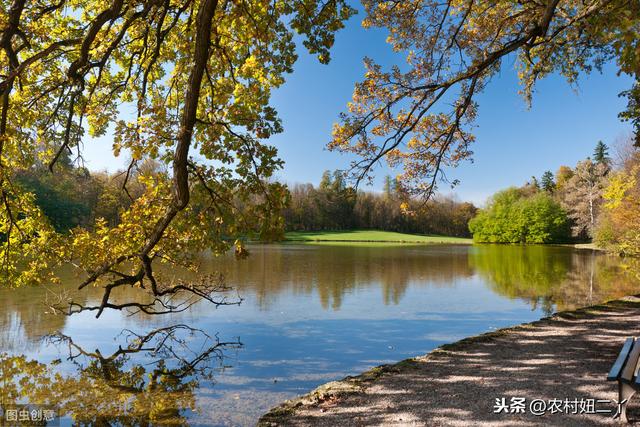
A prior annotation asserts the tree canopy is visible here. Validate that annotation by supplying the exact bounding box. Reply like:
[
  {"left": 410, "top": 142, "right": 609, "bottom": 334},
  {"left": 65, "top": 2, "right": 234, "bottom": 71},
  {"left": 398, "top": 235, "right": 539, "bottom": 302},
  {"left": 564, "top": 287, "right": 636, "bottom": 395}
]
[
  {"left": 2, "top": 0, "right": 639, "bottom": 316},
  {"left": 329, "top": 0, "right": 640, "bottom": 199},
  {"left": 284, "top": 171, "right": 476, "bottom": 236},
  {"left": 0, "top": 0, "right": 354, "bottom": 315},
  {"left": 593, "top": 140, "right": 612, "bottom": 165},
  {"left": 469, "top": 187, "right": 570, "bottom": 244},
  {"left": 596, "top": 141, "right": 640, "bottom": 256},
  {"left": 560, "top": 158, "right": 609, "bottom": 238}
]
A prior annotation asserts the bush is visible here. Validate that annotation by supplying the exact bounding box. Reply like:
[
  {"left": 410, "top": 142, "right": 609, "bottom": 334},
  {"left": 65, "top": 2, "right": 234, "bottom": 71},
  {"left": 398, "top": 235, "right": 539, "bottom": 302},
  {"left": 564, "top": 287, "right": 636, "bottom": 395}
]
[{"left": 469, "top": 188, "right": 570, "bottom": 243}]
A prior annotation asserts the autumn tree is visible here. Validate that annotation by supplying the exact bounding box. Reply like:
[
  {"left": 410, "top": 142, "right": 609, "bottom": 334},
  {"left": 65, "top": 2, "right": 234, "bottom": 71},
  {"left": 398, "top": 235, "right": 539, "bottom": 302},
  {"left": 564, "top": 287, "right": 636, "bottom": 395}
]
[
  {"left": 561, "top": 159, "right": 609, "bottom": 239},
  {"left": 282, "top": 172, "right": 477, "bottom": 236},
  {"left": 595, "top": 142, "right": 640, "bottom": 255},
  {"left": 555, "top": 166, "right": 574, "bottom": 192},
  {"left": 329, "top": 0, "right": 640, "bottom": 200},
  {"left": 0, "top": 0, "right": 354, "bottom": 315}
]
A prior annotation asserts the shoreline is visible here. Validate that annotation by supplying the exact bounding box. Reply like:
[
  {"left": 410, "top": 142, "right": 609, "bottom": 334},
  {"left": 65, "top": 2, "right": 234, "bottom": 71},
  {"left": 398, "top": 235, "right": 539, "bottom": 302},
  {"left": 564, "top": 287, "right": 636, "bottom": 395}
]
[
  {"left": 259, "top": 295, "right": 640, "bottom": 426},
  {"left": 282, "top": 239, "right": 473, "bottom": 245}
]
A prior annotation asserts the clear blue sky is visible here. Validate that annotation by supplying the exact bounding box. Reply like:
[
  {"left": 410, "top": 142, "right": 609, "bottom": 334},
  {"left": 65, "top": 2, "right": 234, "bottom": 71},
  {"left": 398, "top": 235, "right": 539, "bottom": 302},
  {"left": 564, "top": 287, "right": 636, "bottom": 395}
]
[{"left": 83, "top": 8, "right": 634, "bottom": 206}]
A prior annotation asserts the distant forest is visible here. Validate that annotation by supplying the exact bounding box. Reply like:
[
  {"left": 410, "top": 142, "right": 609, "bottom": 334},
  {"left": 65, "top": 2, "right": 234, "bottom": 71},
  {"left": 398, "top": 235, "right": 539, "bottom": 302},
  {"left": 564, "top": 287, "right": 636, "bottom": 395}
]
[
  {"left": 13, "top": 157, "right": 477, "bottom": 239},
  {"left": 16, "top": 139, "right": 640, "bottom": 250},
  {"left": 284, "top": 171, "right": 477, "bottom": 237}
]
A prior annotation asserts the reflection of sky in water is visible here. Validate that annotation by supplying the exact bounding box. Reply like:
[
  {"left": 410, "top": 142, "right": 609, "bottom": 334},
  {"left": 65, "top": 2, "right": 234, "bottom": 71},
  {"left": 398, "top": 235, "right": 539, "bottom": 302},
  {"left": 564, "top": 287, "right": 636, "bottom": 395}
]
[{"left": 3, "top": 244, "right": 640, "bottom": 425}]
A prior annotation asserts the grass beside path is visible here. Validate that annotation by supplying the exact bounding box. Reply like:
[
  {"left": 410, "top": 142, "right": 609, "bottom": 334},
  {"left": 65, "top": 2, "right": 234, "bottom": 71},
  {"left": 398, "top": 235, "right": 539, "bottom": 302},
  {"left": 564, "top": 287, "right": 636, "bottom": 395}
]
[{"left": 284, "top": 230, "right": 472, "bottom": 244}]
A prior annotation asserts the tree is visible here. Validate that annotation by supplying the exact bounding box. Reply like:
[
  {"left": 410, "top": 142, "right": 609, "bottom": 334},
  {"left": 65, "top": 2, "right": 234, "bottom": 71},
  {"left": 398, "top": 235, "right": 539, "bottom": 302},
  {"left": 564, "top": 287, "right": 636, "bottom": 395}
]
[
  {"left": 530, "top": 176, "right": 540, "bottom": 191},
  {"left": 595, "top": 149, "right": 640, "bottom": 256},
  {"left": 0, "top": 1, "right": 355, "bottom": 315},
  {"left": 561, "top": 159, "right": 608, "bottom": 239},
  {"left": 328, "top": 1, "right": 640, "bottom": 200},
  {"left": 541, "top": 171, "right": 555, "bottom": 193},
  {"left": 469, "top": 188, "right": 570, "bottom": 244},
  {"left": 383, "top": 175, "right": 395, "bottom": 199},
  {"left": 555, "top": 166, "right": 574, "bottom": 192},
  {"left": 283, "top": 171, "right": 478, "bottom": 236},
  {"left": 593, "top": 140, "right": 611, "bottom": 166}
]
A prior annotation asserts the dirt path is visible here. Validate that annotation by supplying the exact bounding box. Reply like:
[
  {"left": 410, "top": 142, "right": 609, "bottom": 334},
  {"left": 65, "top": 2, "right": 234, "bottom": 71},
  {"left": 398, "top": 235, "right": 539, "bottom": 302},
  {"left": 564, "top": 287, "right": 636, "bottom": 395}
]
[{"left": 259, "top": 296, "right": 640, "bottom": 426}]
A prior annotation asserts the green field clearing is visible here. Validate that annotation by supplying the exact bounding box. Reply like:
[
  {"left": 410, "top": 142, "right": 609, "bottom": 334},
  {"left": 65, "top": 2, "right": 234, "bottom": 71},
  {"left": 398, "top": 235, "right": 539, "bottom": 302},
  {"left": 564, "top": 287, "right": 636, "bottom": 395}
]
[{"left": 284, "top": 230, "right": 472, "bottom": 244}]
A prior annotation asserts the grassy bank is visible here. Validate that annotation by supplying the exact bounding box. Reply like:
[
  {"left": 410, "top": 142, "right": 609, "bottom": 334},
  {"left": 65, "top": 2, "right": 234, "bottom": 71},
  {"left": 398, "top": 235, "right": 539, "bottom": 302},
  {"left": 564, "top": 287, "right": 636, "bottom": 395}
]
[{"left": 284, "top": 230, "right": 472, "bottom": 244}]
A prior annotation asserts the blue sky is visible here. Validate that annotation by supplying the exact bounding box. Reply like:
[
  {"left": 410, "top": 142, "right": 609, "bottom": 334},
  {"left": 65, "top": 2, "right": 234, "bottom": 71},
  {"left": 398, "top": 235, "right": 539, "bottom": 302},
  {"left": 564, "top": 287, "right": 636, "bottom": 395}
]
[{"left": 83, "top": 10, "right": 634, "bottom": 206}]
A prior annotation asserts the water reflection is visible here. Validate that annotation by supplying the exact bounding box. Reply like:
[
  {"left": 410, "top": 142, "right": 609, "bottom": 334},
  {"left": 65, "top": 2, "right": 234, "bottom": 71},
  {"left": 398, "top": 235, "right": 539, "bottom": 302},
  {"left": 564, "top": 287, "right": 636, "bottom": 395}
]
[
  {"left": 2, "top": 245, "right": 640, "bottom": 352},
  {"left": 0, "top": 325, "right": 240, "bottom": 425},
  {"left": 469, "top": 245, "right": 640, "bottom": 314},
  {"left": 217, "top": 245, "right": 473, "bottom": 309},
  {"left": 2, "top": 244, "right": 640, "bottom": 425}
]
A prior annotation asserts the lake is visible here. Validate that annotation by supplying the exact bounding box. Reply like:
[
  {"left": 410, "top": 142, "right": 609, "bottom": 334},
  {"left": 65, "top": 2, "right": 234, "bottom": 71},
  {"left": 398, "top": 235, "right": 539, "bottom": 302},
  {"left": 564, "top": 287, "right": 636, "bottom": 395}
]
[{"left": 1, "top": 244, "right": 639, "bottom": 426}]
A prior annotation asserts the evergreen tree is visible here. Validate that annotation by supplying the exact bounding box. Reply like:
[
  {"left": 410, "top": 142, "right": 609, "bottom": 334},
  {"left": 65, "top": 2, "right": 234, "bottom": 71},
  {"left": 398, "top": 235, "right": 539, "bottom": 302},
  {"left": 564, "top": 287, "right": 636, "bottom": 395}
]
[
  {"left": 319, "top": 170, "right": 333, "bottom": 190},
  {"left": 383, "top": 176, "right": 395, "bottom": 199},
  {"left": 593, "top": 141, "right": 611, "bottom": 166},
  {"left": 541, "top": 171, "right": 555, "bottom": 193}
]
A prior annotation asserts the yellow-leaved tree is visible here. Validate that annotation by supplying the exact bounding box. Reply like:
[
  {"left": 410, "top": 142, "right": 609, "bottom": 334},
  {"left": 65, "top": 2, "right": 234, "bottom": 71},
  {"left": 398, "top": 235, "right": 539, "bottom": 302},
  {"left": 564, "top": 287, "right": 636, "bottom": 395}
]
[
  {"left": 2, "top": 0, "right": 640, "bottom": 316},
  {"left": 329, "top": 0, "right": 639, "bottom": 200},
  {"left": 0, "top": 0, "right": 354, "bottom": 316}
]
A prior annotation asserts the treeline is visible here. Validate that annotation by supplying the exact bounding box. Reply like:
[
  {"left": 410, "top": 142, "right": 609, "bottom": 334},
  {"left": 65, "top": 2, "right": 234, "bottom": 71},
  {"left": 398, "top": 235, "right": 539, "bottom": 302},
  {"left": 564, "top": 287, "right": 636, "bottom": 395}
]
[
  {"left": 284, "top": 171, "right": 477, "bottom": 237},
  {"left": 470, "top": 140, "right": 639, "bottom": 248},
  {"left": 14, "top": 158, "right": 156, "bottom": 232},
  {"left": 14, "top": 161, "right": 477, "bottom": 239}
]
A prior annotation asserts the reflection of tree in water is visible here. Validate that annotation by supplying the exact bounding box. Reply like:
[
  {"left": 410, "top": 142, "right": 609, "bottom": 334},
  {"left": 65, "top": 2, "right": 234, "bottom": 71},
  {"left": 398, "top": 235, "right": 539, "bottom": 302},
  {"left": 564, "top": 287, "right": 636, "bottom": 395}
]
[
  {"left": 6, "top": 245, "right": 639, "bottom": 349},
  {"left": 469, "top": 246, "right": 640, "bottom": 314},
  {"left": 0, "top": 325, "right": 240, "bottom": 426},
  {"left": 0, "top": 262, "right": 239, "bottom": 351},
  {"left": 469, "top": 245, "right": 569, "bottom": 315},
  {"left": 556, "top": 253, "right": 640, "bottom": 311},
  {"left": 1, "top": 246, "right": 473, "bottom": 350},
  {"left": 211, "top": 245, "right": 474, "bottom": 310},
  {"left": 0, "top": 284, "right": 67, "bottom": 351}
]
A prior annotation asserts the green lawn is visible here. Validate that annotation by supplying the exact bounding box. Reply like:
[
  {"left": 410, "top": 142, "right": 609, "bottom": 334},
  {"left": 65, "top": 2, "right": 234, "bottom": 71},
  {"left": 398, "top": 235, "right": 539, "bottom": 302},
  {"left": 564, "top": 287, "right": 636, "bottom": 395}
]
[{"left": 284, "top": 230, "right": 472, "bottom": 244}]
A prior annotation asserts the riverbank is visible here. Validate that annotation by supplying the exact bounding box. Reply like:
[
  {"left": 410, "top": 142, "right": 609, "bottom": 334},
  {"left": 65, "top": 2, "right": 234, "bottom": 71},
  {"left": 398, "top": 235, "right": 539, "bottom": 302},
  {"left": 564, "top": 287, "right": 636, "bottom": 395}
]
[
  {"left": 259, "top": 295, "right": 640, "bottom": 426},
  {"left": 284, "top": 230, "right": 472, "bottom": 244}
]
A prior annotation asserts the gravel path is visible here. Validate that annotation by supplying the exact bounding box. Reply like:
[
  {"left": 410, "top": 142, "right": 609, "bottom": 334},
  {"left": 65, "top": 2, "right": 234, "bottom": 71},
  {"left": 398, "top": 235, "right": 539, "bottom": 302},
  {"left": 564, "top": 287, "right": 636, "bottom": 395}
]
[{"left": 259, "top": 296, "right": 640, "bottom": 426}]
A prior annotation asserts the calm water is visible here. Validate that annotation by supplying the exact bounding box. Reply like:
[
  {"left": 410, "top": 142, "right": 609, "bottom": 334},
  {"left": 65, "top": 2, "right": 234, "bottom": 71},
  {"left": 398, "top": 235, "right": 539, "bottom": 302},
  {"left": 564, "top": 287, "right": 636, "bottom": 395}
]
[{"left": 1, "top": 244, "right": 640, "bottom": 426}]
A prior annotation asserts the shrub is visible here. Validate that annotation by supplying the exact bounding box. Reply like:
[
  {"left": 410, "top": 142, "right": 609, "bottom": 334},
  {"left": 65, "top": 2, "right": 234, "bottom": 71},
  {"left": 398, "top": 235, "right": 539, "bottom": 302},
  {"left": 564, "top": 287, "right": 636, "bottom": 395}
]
[{"left": 469, "top": 188, "right": 570, "bottom": 243}]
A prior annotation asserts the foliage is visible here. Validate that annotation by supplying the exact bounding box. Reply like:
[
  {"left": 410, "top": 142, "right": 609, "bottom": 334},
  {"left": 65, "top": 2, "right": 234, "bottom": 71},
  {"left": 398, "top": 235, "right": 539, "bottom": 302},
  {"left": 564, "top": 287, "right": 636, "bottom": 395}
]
[
  {"left": 555, "top": 166, "right": 574, "bottom": 192},
  {"left": 327, "top": 0, "right": 640, "bottom": 200},
  {"left": 283, "top": 171, "right": 477, "bottom": 237},
  {"left": 541, "top": 171, "right": 555, "bottom": 193},
  {"left": 595, "top": 152, "right": 640, "bottom": 256},
  {"left": 14, "top": 168, "right": 95, "bottom": 232},
  {"left": 0, "top": 0, "right": 355, "bottom": 315},
  {"left": 559, "top": 159, "right": 608, "bottom": 239},
  {"left": 593, "top": 141, "right": 612, "bottom": 166},
  {"left": 469, "top": 188, "right": 570, "bottom": 244}
]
